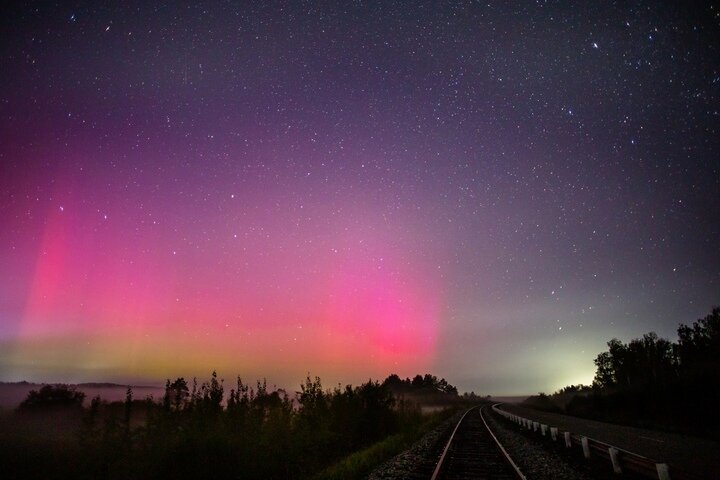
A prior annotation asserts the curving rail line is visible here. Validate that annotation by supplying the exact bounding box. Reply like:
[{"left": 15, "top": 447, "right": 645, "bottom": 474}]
[{"left": 430, "top": 404, "right": 526, "bottom": 480}]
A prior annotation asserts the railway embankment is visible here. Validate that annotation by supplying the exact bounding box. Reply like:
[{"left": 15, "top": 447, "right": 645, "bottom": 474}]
[{"left": 497, "top": 403, "right": 719, "bottom": 479}]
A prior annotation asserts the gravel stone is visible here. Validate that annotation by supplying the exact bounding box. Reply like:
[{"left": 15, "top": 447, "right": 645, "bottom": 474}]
[
  {"left": 367, "top": 411, "right": 463, "bottom": 480},
  {"left": 483, "top": 405, "right": 598, "bottom": 480},
  {"left": 368, "top": 406, "right": 603, "bottom": 480}
]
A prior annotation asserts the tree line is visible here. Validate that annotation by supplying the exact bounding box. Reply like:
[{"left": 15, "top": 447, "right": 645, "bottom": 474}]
[
  {"left": 5, "top": 372, "right": 461, "bottom": 479},
  {"left": 592, "top": 307, "right": 719, "bottom": 392},
  {"left": 525, "top": 306, "right": 720, "bottom": 438}
]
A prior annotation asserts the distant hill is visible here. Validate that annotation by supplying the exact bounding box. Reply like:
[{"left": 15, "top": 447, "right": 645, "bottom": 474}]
[{"left": 77, "top": 382, "right": 134, "bottom": 388}]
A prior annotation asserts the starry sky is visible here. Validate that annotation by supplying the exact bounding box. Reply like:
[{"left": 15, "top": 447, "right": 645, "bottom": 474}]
[{"left": 1, "top": 1, "right": 718, "bottom": 395}]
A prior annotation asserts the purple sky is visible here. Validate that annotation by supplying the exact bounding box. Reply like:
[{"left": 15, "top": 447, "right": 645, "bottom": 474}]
[{"left": 1, "top": 1, "right": 718, "bottom": 394}]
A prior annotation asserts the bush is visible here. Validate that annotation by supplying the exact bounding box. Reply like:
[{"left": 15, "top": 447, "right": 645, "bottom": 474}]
[{"left": 18, "top": 384, "right": 85, "bottom": 412}]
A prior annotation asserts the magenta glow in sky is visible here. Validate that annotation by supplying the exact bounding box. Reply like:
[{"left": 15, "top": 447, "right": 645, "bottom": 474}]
[
  {"left": 6, "top": 166, "right": 442, "bottom": 384},
  {"left": 1, "top": 2, "right": 718, "bottom": 394}
]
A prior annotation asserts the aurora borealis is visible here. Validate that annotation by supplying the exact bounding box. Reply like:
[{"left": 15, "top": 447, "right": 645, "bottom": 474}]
[{"left": 1, "top": 2, "right": 718, "bottom": 394}]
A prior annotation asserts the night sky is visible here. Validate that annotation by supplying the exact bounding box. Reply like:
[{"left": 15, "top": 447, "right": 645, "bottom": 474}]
[{"left": 1, "top": 2, "right": 718, "bottom": 395}]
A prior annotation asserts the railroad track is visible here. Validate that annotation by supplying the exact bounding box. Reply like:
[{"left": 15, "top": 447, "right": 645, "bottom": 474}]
[{"left": 430, "top": 405, "right": 526, "bottom": 480}]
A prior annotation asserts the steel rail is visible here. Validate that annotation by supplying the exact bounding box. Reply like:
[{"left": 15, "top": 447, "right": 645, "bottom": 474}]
[
  {"left": 430, "top": 404, "right": 526, "bottom": 480},
  {"left": 481, "top": 404, "right": 528, "bottom": 480},
  {"left": 430, "top": 405, "right": 478, "bottom": 480}
]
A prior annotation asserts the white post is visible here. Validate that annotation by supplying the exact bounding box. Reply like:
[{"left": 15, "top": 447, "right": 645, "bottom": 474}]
[
  {"left": 656, "top": 463, "right": 671, "bottom": 480},
  {"left": 581, "top": 436, "right": 591, "bottom": 459},
  {"left": 608, "top": 447, "right": 622, "bottom": 474},
  {"left": 564, "top": 431, "right": 572, "bottom": 448},
  {"left": 540, "top": 424, "right": 547, "bottom": 436},
  {"left": 550, "top": 427, "right": 558, "bottom": 441},
  {"left": 533, "top": 421, "right": 539, "bottom": 432}
]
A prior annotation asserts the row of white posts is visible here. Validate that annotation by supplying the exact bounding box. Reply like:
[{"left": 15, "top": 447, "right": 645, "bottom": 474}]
[{"left": 491, "top": 405, "right": 672, "bottom": 480}]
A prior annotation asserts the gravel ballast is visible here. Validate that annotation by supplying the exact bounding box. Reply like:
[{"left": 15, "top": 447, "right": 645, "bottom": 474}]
[
  {"left": 483, "top": 405, "right": 602, "bottom": 480},
  {"left": 367, "top": 411, "right": 463, "bottom": 479},
  {"left": 369, "top": 405, "right": 604, "bottom": 480}
]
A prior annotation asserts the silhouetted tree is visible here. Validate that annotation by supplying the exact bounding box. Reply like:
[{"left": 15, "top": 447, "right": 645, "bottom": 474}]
[
  {"left": 6, "top": 371, "right": 464, "bottom": 480},
  {"left": 200, "top": 371, "right": 223, "bottom": 414},
  {"left": 677, "top": 307, "right": 720, "bottom": 374},
  {"left": 592, "top": 333, "right": 676, "bottom": 391},
  {"left": 593, "top": 351, "right": 615, "bottom": 388},
  {"left": 296, "top": 375, "right": 328, "bottom": 438},
  {"left": 164, "top": 377, "right": 190, "bottom": 411},
  {"left": 18, "top": 384, "right": 85, "bottom": 411},
  {"left": 124, "top": 386, "right": 133, "bottom": 438},
  {"left": 382, "top": 373, "right": 403, "bottom": 388},
  {"left": 356, "top": 380, "right": 397, "bottom": 440},
  {"left": 559, "top": 307, "right": 720, "bottom": 438}
]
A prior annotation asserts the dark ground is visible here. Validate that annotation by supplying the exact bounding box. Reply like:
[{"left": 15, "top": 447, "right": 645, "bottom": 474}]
[{"left": 498, "top": 404, "right": 720, "bottom": 479}]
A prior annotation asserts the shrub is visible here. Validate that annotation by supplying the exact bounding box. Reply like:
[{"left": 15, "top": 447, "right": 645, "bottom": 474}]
[{"left": 18, "top": 384, "right": 85, "bottom": 412}]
